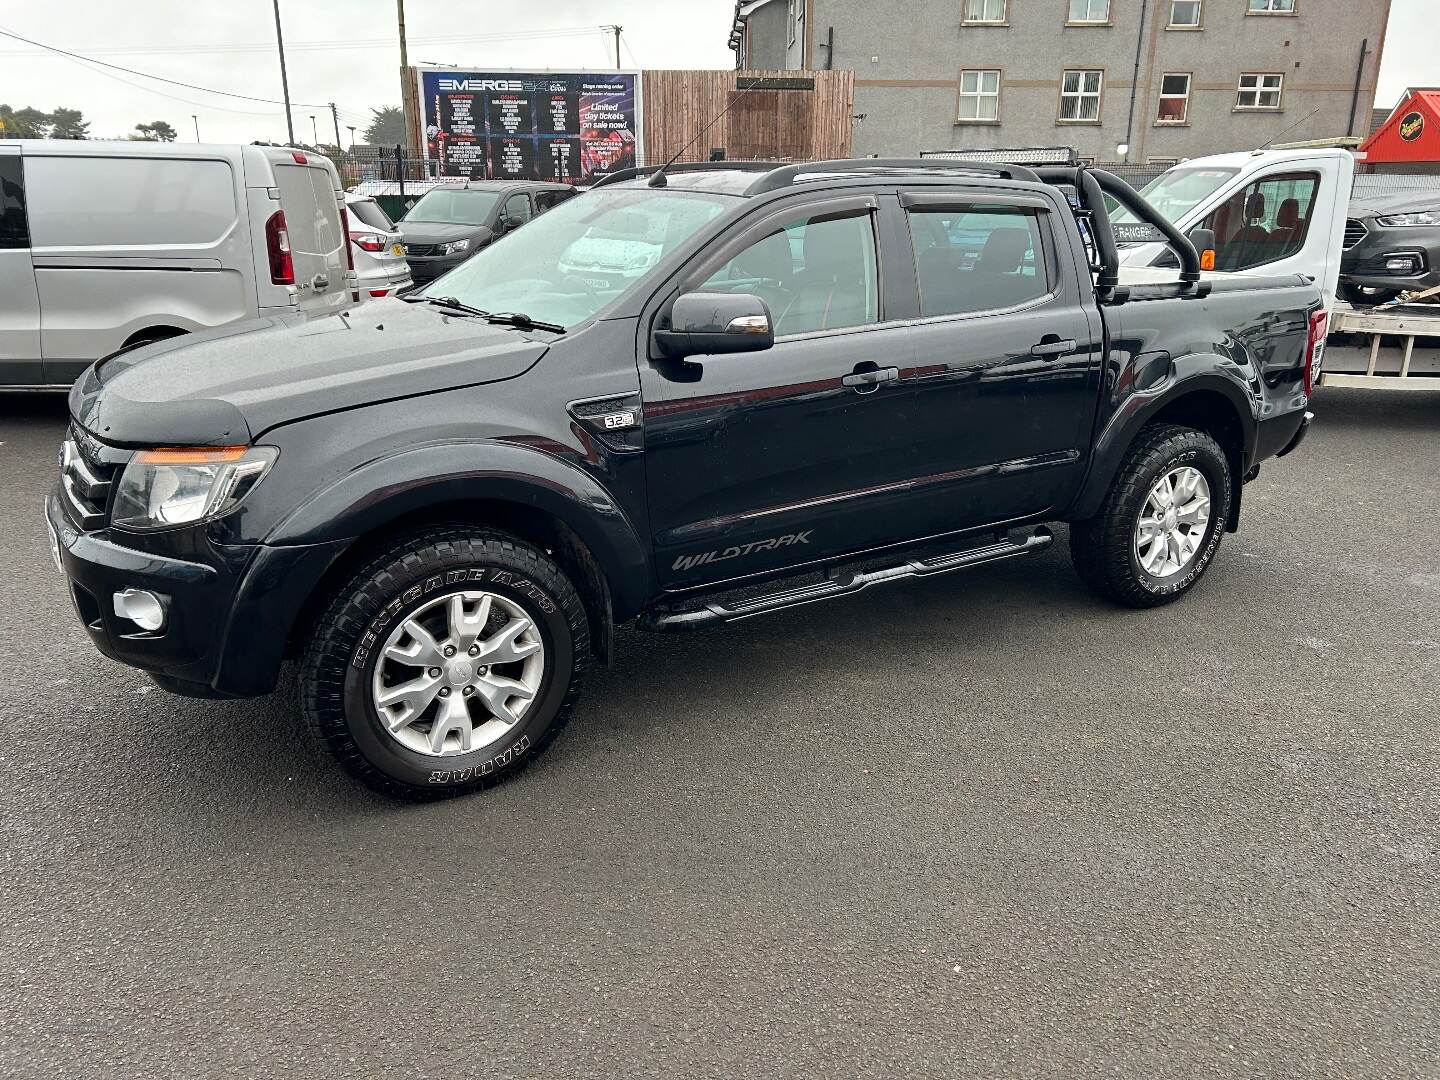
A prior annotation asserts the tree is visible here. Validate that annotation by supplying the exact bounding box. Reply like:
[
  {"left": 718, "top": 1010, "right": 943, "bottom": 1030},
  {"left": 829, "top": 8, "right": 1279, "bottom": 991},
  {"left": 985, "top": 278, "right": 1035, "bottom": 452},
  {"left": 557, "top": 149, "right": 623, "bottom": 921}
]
[
  {"left": 362, "top": 106, "right": 407, "bottom": 148},
  {"left": 133, "top": 120, "right": 178, "bottom": 143},
  {"left": 48, "top": 107, "right": 88, "bottom": 139},
  {"left": 0, "top": 104, "right": 51, "bottom": 138}
]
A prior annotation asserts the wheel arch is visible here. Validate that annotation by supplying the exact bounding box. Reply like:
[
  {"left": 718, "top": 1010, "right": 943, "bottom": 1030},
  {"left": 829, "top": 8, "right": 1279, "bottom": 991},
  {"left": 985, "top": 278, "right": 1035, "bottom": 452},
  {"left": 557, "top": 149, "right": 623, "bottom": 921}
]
[
  {"left": 1070, "top": 375, "right": 1254, "bottom": 527},
  {"left": 271, "top": 443, "right": 653, "bottom": 668}
]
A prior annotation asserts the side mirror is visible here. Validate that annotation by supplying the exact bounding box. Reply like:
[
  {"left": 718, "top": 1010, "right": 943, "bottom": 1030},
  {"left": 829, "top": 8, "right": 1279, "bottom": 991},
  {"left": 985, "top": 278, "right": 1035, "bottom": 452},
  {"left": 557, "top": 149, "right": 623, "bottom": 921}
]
[
  {"left": 1188, "top": 227, "right": 1217, "bottom": 272},
  {"left": 653, "top": 292, "right": 774, "bottom": 360}
]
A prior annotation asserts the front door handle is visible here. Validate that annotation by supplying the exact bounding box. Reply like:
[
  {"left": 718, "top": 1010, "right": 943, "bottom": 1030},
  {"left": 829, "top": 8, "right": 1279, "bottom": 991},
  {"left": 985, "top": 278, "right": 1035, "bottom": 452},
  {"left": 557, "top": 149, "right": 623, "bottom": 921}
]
[
  {"left": 842, "top": 366, "right": 900, "bottom": 393},
  {"left": 1030, "top": 337, "right": 1077, "bottom": 358}
]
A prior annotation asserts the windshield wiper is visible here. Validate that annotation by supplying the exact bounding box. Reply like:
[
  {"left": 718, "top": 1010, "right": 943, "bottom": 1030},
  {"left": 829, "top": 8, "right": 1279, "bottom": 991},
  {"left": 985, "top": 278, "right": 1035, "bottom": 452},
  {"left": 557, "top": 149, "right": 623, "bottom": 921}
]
[
  {"left": 486, "top": 312, "right": 565, "bottom": 334},
  {"left": 403, "top": 294, "right": 491, "bottom": 318}
]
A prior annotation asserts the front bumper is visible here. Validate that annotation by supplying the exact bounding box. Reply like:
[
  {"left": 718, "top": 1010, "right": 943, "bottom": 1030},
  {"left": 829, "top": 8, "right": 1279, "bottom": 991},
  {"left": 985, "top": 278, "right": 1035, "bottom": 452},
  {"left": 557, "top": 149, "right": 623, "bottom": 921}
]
[
  {"left": 406, "top": 253, "right": 471, "bottom": 284},
  {"left": 1340, "top": 218, "right": 1440, "bottom": 291},
  {"left": 47, "top": 491, "right": 348, "bottom": 697}
]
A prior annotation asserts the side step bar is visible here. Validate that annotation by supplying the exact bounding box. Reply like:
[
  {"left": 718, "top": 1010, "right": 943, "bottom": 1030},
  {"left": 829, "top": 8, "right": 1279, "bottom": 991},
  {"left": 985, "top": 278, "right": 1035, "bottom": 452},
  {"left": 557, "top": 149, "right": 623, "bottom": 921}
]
[{"left": 641, "top": 527, "right": 1053, "bottom": 632}]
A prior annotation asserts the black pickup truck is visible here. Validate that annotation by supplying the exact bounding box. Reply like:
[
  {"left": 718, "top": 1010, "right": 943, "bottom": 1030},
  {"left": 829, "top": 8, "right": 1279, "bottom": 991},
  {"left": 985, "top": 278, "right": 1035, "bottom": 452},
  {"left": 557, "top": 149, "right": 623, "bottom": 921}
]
[{"left": 47, "top": 158, "right": 1323, "bottom": 799}]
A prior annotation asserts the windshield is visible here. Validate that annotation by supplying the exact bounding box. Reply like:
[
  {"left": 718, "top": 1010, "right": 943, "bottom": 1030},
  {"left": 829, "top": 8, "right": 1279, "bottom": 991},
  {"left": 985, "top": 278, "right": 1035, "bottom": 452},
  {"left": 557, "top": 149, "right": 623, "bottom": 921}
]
[
  {"left": 1111, "top": 166, "right": 1240, "bottom": 225},
  {"left": 404, "top": 189, "right": 502, "bottom": 225},
  {"left": 418, "top": 187, "right": 738, "bottom": 328}
]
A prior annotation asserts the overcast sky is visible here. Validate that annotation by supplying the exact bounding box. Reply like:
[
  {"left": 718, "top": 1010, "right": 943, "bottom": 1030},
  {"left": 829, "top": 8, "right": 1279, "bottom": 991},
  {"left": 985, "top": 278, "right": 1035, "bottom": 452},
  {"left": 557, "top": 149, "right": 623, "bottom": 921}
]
[{"left": 0, "top": 0, "right": 1430, "bottom": 145}]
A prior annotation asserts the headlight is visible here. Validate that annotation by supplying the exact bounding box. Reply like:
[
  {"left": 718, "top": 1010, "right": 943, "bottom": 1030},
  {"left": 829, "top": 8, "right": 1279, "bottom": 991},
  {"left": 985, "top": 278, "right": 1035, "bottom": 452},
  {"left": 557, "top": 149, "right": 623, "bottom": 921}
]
[
  {"left": 1377, "top": 211, "right": 1439, "bottom": 227},
  {"left": 111, "top": 446, "right": 277, "bottom": 531},
  {"left": 441, "top": 238, "right": 472, "bottom": 255}
]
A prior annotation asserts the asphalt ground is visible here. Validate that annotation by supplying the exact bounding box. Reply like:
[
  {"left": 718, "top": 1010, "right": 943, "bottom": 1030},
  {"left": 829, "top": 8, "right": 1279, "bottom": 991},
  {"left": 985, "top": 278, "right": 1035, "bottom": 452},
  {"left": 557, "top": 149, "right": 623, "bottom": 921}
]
[{"left": 2, "top": 372, "right": 1438, "bottom": 1079}]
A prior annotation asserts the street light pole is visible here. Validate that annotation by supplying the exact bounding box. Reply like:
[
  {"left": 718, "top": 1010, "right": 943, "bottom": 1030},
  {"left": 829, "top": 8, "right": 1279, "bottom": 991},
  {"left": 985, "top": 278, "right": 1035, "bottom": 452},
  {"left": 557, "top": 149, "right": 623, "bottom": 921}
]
[
  {"left": 397, "top": 0, "right": 411, "bottom": 150},
  {"left": 272, "top": 0, "right": 295, "bottom": 145},
  {"left": 192, "top": 115, "right": 200, "bottom": 142},
  {"left": 310, "top": 114, "right": 319, "bottom": 146},
  {"left": 347, "top": 125, "right": 357, "bottom": 150}
]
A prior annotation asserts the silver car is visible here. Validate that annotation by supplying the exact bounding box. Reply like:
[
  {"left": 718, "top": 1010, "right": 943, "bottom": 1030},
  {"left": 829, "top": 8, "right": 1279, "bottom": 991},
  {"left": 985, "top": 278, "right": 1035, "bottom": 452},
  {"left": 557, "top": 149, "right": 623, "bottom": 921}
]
[{"left": 345, "top": 193, "right": 413, "bottom": 300}]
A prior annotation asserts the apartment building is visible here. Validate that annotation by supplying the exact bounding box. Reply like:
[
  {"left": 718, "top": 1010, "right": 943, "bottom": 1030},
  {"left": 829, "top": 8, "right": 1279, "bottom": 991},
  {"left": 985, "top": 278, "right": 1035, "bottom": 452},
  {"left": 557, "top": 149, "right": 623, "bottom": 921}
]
[{"left": 728, "top": 0, "right": 1390, "bottom": 163}]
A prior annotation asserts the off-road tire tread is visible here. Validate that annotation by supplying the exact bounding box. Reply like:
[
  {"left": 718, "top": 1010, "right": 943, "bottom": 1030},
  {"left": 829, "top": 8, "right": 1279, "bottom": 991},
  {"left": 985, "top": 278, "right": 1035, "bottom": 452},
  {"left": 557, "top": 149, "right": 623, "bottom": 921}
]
[
  {"left": 298, "top": 527, "right": 589, "bottom": 800},
  {"left": 1070, "top": 424, "right": 1230, "bottom": 609}
]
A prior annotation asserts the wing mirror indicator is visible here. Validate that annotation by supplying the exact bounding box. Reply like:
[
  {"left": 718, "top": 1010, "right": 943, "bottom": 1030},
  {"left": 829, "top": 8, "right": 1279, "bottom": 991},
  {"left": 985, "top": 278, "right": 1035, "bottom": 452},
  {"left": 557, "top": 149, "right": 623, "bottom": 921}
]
[
  {"left": 654, "top": 292, "right": 775, "bottom": 360},
  {"left": 1188, "top": 227, "right": 1217, "bottom": 272}
]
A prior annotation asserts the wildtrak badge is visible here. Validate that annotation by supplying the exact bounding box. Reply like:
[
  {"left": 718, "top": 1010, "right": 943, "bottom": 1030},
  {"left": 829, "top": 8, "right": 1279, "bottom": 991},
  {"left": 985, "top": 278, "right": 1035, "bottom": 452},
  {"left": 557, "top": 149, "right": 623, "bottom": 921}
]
[{"left": 672, "top": 532, "right": 812, "bottom": 572}]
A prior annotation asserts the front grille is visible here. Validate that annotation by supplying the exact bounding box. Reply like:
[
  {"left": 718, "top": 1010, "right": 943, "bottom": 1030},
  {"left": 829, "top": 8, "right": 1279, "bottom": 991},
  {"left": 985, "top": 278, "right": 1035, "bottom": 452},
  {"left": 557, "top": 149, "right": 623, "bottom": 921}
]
[
  {"left": 1343, "top": 219, "right": 1368, "bottom": 250},
  {"left": 60, "top": 426, "right": 124, "bottom": 531},
  {"left": 404, "top": 243, "right": 441, "bottom": 257}
]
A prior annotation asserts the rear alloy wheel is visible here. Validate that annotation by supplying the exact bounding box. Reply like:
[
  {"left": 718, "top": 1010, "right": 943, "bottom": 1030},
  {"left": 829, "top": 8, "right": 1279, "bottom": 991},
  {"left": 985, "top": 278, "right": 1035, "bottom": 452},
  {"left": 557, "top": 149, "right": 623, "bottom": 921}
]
[
  {"left": 1070, "top": 424, "right": 1232, "bottom": 608},
  {"left": 300, "top": 528, "right": 589, "bottom": 799}
]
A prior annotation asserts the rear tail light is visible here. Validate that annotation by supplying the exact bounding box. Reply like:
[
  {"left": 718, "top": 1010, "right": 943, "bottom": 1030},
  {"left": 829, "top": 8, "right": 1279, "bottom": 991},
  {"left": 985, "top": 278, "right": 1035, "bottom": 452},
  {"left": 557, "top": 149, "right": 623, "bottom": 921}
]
[
  {"left": 369, "top": 289, "right": 389, "bottom": 297},
  {"left": 265, "top": 210, "right": 294, "bottom": 285},
  {"left": 339, "top": 206, "right": 361, "bottom": 302},
  {"left": 1303, "top": 308, "right": 1328, "bottom": 396},
  {"left": 351, "top": 233, "right": 386, "bottom": 253}
]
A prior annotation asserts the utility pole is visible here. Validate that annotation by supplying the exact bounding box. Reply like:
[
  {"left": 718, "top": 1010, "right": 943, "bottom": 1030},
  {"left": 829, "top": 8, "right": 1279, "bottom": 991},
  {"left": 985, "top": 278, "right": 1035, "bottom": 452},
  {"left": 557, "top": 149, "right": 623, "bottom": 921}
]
[
  {"left": 191, "top": 115, "right": 200, "bottom": 142},
  {"left": 605, "top": 24, "right": 623, "bottom": 69},
  {"left": 330, "top": 103, "right": 342, "bottom": 151},
  {"left": 272, "top": 0, "right": 295, "bottom": 145},
  {"left": 397, "top": 0, "right": 411, "bottom": 150}
]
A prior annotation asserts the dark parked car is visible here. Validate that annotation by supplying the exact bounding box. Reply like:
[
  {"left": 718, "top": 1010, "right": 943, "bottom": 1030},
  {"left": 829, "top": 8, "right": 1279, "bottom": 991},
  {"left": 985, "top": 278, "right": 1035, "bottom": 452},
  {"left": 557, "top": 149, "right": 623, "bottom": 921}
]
[
  {"left": 1340, "top": 190, "right": 1440, "bottom": 304},
  {"left": 400, "top": 181, "right": 576, "bottom": 284},
  {"left": 49, "top": 159, "right": 1323, "bottom": 800}
]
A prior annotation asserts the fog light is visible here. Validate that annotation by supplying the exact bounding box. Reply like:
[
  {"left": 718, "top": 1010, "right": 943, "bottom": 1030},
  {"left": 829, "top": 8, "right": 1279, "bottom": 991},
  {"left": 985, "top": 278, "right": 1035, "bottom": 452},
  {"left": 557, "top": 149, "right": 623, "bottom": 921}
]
[
  {"left": 113, "top": 588, "right": 167, "bottom": 632},
  {"left": 1385, "top": 255, "right": 1418, "bottom": 273}
]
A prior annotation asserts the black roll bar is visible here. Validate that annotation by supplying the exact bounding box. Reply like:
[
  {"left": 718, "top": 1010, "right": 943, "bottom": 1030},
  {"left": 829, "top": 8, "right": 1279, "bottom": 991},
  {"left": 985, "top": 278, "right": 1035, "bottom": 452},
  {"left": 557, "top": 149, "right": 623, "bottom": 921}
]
[{"left": 1087, "top": 168, "right": 1202, "bottom": 284}]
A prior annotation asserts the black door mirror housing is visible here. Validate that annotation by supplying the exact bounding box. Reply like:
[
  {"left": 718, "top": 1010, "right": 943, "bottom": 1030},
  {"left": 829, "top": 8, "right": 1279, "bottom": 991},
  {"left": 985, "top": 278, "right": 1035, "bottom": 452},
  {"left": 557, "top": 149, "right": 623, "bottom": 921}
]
[
  {"left": 1188, "top": 227, "right": 1217, "bottom": 271},
  {"left": 653, "top": 292, "right": 775, "bottom": 360}
]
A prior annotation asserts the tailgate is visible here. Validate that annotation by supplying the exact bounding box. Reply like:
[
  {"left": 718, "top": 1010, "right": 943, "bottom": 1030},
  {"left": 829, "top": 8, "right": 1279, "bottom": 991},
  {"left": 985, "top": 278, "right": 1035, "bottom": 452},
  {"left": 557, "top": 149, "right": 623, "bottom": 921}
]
[{"left": 273, "top": 163, "right": 347, "bottom": 312}]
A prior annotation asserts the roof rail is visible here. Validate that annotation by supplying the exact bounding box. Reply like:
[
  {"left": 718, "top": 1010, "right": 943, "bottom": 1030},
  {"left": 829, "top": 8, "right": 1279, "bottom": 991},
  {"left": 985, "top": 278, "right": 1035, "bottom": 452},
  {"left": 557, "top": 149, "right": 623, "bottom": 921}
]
[
  {"left": 745, "top": 157, "right": 1042, "bottom": 195},
  {"left": 590, "top": 160, "right": 782, "bottom": 190}
]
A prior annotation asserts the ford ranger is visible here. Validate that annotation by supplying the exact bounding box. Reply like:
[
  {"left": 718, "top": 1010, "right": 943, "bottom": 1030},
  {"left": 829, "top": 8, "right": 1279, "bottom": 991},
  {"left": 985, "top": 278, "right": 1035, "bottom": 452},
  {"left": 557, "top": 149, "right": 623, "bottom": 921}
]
[{"left": 47, "top": 158, "right": 1323, "bottom": 799}]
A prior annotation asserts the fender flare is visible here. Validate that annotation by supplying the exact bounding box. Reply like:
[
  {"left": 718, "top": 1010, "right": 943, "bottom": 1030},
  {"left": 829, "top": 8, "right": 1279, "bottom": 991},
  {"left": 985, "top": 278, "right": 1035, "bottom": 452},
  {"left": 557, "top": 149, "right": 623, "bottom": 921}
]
[
  {"left": 265, "top": 440, "right": 653, "bottom": 619},
  {"left": 1068, "top": 369, "right": 1256, "bottom": 523}
]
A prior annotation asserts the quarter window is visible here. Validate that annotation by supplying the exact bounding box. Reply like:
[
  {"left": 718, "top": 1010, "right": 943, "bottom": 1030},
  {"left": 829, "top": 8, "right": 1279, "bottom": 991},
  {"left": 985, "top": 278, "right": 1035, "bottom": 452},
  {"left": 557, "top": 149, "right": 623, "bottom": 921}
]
[
  {"left": 1248, "top": 0, "right": 1295, "bottom": 11},
  {"left": 1198, "top": 171, "right": 1319, "bottom": 271},
  {"left": 1236, "top": 73, "right": 1283, "bottom": 109},
  {"left": 958, "top": 70, "right": 1002, "bottom": 121},
  {"left": 0, "top": 156, "right": 27, "bottom": 249},
  {"left": 962, "top": 0, "right": 1008, "bottom": 22},
  {"left": 1169, "top": 0, "right": 1202, "bottom": 25},
  {"left": 1156, "top": 73, "right": 1191, "bottom": 123},
  {"left": 1060, "top": 70, "right": 1104, "bottom": 121},
  {"left": 908, "top": 207, "right": 1048, "bottom": 317},
  {"left": 1068, "top": 0, "right": 1111, "bottom": 22},
  {"left": 700, "top": 210, "right": 879, "bottom": 337}
]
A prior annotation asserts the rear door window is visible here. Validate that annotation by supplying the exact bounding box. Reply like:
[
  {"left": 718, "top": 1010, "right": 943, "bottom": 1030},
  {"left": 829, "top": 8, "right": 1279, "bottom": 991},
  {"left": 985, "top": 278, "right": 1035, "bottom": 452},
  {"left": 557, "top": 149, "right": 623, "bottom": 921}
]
[
  {"left": 535, "top": 189, "right": 575, "bottom": 213},
  {"left": 1200, "top": 171, "right": 1319, "bottom": 271},
  {"left": 0, "top": 155, "right": 27, "bottom": 249},
  {"left": 699, "top": 209, "right": 879, "bottom": 337},
  {"left": 274, "top": 164, "right": 343, "bottom": 259},
  {"left": 907, "top": 206, "right": 1049, "bottom": 317}
]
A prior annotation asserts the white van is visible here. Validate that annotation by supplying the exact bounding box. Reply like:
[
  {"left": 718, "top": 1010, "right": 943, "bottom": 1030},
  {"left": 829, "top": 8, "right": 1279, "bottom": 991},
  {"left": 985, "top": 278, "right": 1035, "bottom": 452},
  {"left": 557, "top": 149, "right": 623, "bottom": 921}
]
[
  {"left": 0, "top": 140, "right": 356, "bottom": 388},
  {"left": 1115, "top": 147, "right": 1355, "bottom": 311}
]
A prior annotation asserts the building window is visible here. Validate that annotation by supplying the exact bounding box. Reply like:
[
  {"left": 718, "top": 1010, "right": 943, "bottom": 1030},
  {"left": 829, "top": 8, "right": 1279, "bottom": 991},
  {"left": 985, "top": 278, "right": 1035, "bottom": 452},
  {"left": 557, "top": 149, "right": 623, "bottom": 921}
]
[
  {"left": 1168, "top": 0, "right": 1202, "bottom": 26},
  {"left": 958, "top": 69, "right": 1002, "bottom": 120},
  {"left": 962, "top": 0, "right": 1008, "bottom": 23},
  {"left": 1236, "top": 73, "right": 1284, "bottom": 110},
  {"left": 1068, "top": 0, "right": 1112, "bottom": 22},
  {"left": 1156, "top": 73, "right": 1191, "bottom": 123},
  {"left": 1059, "top": 69, "right": 1104, "bottom": 121},
  {"left": 1248, "top": 0, "right": 1295, "bottom": 12}
]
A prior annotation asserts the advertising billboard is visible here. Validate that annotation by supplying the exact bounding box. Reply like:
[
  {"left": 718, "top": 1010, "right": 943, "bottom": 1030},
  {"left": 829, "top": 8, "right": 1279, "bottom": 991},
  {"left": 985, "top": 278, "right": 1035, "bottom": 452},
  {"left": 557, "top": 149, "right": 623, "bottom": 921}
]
[{"left": 417, "top": 68, "right": 642, "bottom": 184}]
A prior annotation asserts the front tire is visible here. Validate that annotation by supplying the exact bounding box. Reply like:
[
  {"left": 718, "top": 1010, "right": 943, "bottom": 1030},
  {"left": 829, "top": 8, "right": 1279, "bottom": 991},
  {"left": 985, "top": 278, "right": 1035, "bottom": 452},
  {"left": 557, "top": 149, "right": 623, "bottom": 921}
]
[
  {"left": 299, "top": 528, "right": 589, "bottom": 799},
  {"left": 1339, "top": 282, "right": 1401, "bottom": 307},
  {"left": 1070, "top": 424, "right": 1232, "bottom": 609}
]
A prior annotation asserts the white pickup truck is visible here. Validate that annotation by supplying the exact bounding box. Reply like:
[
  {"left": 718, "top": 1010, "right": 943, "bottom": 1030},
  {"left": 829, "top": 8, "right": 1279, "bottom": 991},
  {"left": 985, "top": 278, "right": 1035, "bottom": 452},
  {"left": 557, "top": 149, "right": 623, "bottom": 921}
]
[{"left": 1112, "top": 147, "right": 1355, "bottom": 312}]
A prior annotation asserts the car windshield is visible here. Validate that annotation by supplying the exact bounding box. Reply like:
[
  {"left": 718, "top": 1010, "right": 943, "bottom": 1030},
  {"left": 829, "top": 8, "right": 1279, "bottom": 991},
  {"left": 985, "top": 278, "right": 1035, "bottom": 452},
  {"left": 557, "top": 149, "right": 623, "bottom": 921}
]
[
  {"left": 418, "top": 187, "right": 738, "bottom": 329},
  {"left": 1112, "top": 166, "right": 1240, "bottom": 225},
  {"left": 404, "top": 189, "right": 502, "bottom": 225}
]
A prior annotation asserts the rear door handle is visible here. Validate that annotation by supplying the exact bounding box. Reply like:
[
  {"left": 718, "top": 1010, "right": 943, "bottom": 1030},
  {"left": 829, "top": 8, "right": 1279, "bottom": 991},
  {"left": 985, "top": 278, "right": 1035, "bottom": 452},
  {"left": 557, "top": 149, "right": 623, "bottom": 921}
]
[
  {"left": 842, "top": 366, "right": 900, "bottom": 393},
  {"left": 1030, "top": 337, "right": 1077, "bottom": 358}
]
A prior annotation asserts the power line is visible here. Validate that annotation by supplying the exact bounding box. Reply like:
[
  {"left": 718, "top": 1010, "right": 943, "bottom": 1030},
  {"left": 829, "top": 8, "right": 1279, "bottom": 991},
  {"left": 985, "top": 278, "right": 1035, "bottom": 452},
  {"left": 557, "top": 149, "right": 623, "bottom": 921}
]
[{"left": 0, "top": 24, "right": 331, "bottom": 108}]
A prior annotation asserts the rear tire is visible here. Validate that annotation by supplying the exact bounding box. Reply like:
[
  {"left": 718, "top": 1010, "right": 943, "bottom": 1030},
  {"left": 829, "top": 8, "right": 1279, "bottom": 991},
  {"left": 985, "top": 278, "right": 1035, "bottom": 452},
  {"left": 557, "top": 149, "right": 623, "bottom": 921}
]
[
  {"left": 299, "top": 528, "right": 589, "bottom": 800},
  {"left": 1070, "top": 424, "right": 1232, "bottom": 609}
]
